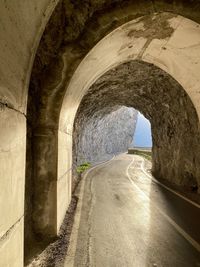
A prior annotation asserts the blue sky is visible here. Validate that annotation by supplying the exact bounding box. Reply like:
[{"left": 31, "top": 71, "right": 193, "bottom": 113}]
[{"left": 132, "top": 112, "right": 152, "bottom": 148}]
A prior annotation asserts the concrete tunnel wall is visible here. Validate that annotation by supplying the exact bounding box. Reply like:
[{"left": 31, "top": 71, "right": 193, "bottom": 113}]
[{"left": 0, "top": 1, "right": 200, "bottom": 266}]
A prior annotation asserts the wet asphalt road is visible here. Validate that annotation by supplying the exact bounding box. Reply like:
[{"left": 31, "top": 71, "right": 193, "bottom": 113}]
[{"left": 65, "top": 154, "right": 200, "bottom": 267}]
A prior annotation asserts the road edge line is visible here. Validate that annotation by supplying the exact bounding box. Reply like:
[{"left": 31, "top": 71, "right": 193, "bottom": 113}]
[
  {"left": 126, "top": 157, "right": 200, "bottom": 253},
  {"left": 139, "top": 157, "right": 200, "bottom": 209},
  {"left": 64, "top": 156, "right": 115, "bottom": 267}
]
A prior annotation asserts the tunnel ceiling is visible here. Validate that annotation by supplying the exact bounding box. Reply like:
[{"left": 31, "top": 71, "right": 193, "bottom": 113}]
[
  {"left": 75, "top": 60, "right": 197, "bottom": 122},
  {"left": 74, "top": 60, "right": 200, "bottom": 190},
  {"left": 29, "top": 0, "right": 200, "bottom": 129}
]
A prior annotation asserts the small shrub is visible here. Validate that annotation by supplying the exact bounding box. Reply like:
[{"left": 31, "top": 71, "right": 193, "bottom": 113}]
[{"left": 76, "top": 162, "right": 91, "bottom": 174}]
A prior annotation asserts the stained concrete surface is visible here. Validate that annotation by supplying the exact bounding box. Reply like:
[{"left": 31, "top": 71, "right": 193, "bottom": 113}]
[{"left": 65, "top": 154, "right": 200, "bottom": 267}]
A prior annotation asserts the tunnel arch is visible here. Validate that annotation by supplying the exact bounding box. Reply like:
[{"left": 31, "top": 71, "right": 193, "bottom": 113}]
[
  {"left": 58, "top": 13, "right": 200, "bottom": 224},
  {"left": 25, "top": 2, "right": 200, "bottom": 262},
  {"left": 73, "top": 60, "right": 200, "bottom": 191}
]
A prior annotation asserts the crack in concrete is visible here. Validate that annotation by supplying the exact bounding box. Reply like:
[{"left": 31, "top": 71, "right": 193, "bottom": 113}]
[
  {"left": 57, "top": 168, "right": 72, "bottom": 181},
  {"left": 0, "top": 215, "right": 24, "bottom": 245},
  {"left": 137, "top": 39, "right": 152, "bottom": 59},
  {"left": 0, "top": 101, "right": 26, "bottom": 118}
]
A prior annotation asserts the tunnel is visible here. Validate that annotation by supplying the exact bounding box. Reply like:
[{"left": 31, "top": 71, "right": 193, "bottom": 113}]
[
  {"left": 26, "top": 9, "right": 200, "bottom": 263},
  {"left": 0, "top": 1, "right": 200, "bottom": 266},
  {"left": 26, "top": 8, "right": 200, "bottom": 266},
  {"left": 73, "top": 60, "right": 200, "bottom": 192}
]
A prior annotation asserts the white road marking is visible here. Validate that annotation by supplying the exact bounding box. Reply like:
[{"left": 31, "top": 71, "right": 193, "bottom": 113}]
[
  {"left": 126, "top": 156, "right": 200, "bottom": 253},
  {"left": 139, "top": 157, "right": 200, "bottom": 209},
  {"left": 64, "top": 156, "right": 115, "bottom": 267}
]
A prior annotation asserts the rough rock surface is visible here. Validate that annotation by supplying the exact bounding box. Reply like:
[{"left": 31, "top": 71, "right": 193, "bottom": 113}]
[
  {"left": 74, "top": 60, "right": 200, "bottom": 191},
  {"left": 73, "top": 106, "right": 137, "bottom": 166}
]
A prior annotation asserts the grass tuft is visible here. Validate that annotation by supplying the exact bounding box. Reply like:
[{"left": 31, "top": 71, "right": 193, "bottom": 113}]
[{"left": 76, "top": 162, "right": 91, "bottom": 174}]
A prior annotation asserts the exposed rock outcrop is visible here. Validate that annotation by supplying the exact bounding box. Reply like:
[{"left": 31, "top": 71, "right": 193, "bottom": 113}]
[{"left": 73, "top": 106, "right": 137, "bottom": 166}]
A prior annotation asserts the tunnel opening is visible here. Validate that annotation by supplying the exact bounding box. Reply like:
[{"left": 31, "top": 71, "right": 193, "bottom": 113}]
[
  {"left": 72, "top": 105, "right": 138, "bottom": 190},
  {"left": 72, "top": 107, "right": 153, "bottom": 181},
  {"left": 73, "top": 106, "right": 137, "bottom": 165},
  {"left": 72, "top": 60, "right": 200, "bottom": 196},
  {"left": 131, "top": 112, "right": 152, "bottom": 150},
  {"left": 72, "top": 106, "right": 153, "bottom": 193}
]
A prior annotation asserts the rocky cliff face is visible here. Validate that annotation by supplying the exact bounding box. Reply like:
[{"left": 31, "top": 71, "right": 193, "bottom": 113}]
[{"left": 73, "top": 106, "right": 137, "bottom": 166}]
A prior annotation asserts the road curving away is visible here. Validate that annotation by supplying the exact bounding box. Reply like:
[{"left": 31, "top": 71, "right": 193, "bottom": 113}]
[{"left": 65, "top": 153, "right": 200, "bottom": 267}]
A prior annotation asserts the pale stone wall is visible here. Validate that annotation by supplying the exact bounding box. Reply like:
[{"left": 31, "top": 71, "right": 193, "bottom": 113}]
[{"left": 57, "top": 130, "right": 72, "bottom": 233}]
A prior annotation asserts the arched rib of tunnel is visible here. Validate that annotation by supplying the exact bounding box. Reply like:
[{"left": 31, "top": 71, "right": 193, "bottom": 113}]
[
  {"left": 24, "top": 4, "right": 200, "bottom": 264},
  {"left": 73, "top": 60, "right": 200, "bottom": 192}
]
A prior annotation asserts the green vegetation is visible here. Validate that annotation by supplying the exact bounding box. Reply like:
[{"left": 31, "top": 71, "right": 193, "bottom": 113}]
[
  {"left": 76, "top": 162, "right": 91, "bottom": 174},
  {"left": 128, "top": 149, "right": 152, "bottom": 161},
  {"left": 137, "top": 152, "right": 152, "bottom": 161}
]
